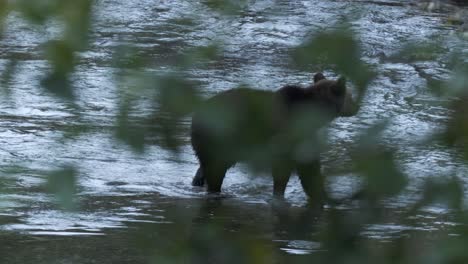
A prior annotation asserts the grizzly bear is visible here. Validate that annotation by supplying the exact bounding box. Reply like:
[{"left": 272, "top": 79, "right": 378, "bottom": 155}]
[{"left": 190, "top": 73, "right": 355, "bottom": 202}]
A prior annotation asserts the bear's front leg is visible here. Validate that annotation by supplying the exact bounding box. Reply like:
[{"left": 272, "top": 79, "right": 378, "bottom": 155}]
[
  {"left": 296, "top": 159, "right": 325, "bottom": 205},
  {"left": 272, "top": 161, "right": 293, "bottom": 197},
  {"left": 205, "top": 163, "right": 229, "bottom": 193}
]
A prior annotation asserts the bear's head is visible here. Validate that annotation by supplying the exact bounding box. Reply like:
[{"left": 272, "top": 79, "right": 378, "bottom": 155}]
[{"left": 310, "top": 73, "right": 356, "bottom": 117}]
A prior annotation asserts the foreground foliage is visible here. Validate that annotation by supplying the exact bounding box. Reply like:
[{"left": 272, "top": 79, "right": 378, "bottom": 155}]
[{"left": 0, "top": 0, "right": 467, "bottom": 263}]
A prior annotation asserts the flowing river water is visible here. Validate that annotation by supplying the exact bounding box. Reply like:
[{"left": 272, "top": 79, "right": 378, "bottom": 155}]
[{"left": 0, "top": 0, "right": 467, "bottom": 262}]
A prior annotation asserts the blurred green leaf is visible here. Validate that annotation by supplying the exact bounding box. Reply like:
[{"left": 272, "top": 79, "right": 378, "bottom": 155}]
[
  {"left": 203, "top": 0, "right": 248, "bottom": 15},
  {"left": 388, "top": 39, "right": 446, "bottom": 63},
  {"left": 444, "top": 68, "right": 468, "bottom": 96},
  {"left": 46, "top": 166, "right": 78, "bottom": 211},
  {"left": 446, "top": 49, "right": 467, "bottom": 70},
  {"left": 41, "top": 71, "right": 74, "bottom": 99},
  {"left": 425, "top": 76, "right": 447, "bottom": 97},
  {"left": 440, "top": 98, "right": 468, "bottom": 160},
  {"left": 44, "top": 39, "right": 76, "bottom": 74},
  {"left": 355, "top": 150, "right": 407, "bottom": 199},
  {"left": 436, "top": 67, "right": 468, "bottom": 160},
  {"left": 292, "top": 24, "right": 374, "bottom": 104},
  {"left": 17, "top": 0, "right": 92, "bottom": 101},
  {"left": 178, "top": 44, "right": 221, "bottom": 69},
  {"left": 115, "top": 98, "right": 147, "bottom": 153},
  {"left": 60, "top": 122, "right": 92, "bottom": 140},
  {"left": 0, "top": 0, "right": 8, "bottom": 38},
  {"left": 112, "top": 45, "right": 154, "bottom": 153},
  {"left": 14, "top": 0, "right": 58, "bottom": 24},
  {"left": 61, "top": 0, "right": 92, "bottom": 50},
  {"left": 155, "top": 75, "right": 201, "bottom": 116},
  {"left": 134, "top": 201, "right": 274, "bottom": 264},
  {"left": 40, "top": 40, "right": 76, "bottom": 99},
  {"left": 319, "top": 208, "right": 364, "bottom": 263},
  {"left": 409, "top": 177, "right": 464, "bottom": 214},
  {"left": 0, "top": 59, "right": 18, "bottom": 97},
  {"left": 14, "top": 0, "right": 92, "bottom": 48},
  {"left": 147, "top": 75, "right": 200, "bottom": 152},
  {"left": 112, "top": 45, "right": 148, "bottom": 71},
  {"left": 352, "top": 121, "right": 408, "bottom": 200}
]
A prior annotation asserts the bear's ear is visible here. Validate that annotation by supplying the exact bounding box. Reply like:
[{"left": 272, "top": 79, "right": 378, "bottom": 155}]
[
  {"left": 332, "top": 76, "right": 346, "bottom": 95},
  {"left": 313, "top": 72, "right": 325, "bottom": 83}
]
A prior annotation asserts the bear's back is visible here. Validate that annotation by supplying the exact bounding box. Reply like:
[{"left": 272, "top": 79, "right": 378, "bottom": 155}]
[{"left": 191, "top": 88, "right": 277, "bottom": 158}]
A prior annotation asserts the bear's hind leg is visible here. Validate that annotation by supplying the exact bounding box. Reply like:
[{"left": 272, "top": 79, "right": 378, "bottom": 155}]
[
  {"left": 192, "top": 166, "right": 205, "bottom": 186},
  {"left": 205, "top": 163, "right": 230, "bottom": 193},
  {"left": 296, "top": 160, "right": 326, "bottom": 205}
]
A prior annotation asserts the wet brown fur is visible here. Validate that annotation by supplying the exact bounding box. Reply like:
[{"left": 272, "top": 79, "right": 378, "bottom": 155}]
[{"left": 191, "top": 73, "right": 355, "bottom": 202}]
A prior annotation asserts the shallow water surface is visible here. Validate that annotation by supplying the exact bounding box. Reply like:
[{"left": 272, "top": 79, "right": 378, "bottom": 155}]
[{"left": 0, "top": 0, "right": 467, "bottom": 262}]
